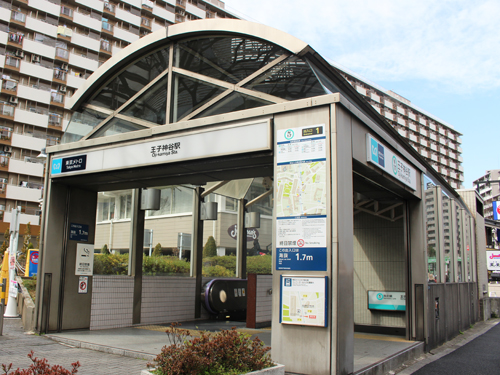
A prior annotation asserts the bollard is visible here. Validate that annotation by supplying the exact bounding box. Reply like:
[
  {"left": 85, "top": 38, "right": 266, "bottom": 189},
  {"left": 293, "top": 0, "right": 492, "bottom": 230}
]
[{"left": 0, "top": 302, "right": 3, "bottom": 336}]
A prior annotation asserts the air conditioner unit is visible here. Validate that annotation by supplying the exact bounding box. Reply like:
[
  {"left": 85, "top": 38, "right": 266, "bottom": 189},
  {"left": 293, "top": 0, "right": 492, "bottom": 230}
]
[
  {"left": 61, "top": 63, "right": 68, "bottom": 71},
  {"left": 3, "top": 146, "right": 12, "bottom": 153},
  {"left": 9, "top": 96, "right": 18, "bottom": 104},
  {"left": 31, "top": 55, "right": 40, "bottom": 63},
  {"left": 15, "top": 50, "right": 24, "bottom": 58},
  {"left": 59, "top": 85, "right": 67, "bottom": 93}
]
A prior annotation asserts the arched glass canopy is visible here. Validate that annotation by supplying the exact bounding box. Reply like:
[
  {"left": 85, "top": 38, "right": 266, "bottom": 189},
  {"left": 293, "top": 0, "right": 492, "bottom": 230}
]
[{"left": 62, "top": 28, "right": 340, "bottom": 144}]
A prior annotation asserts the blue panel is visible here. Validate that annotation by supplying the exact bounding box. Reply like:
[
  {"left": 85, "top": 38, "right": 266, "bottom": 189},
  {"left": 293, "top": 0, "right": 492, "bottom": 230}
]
[
  {"left": 51, "top": 158, "right": 62, "bottom": 175},
  {"left": 70, "top": 223, "right": 89, "bottom": 241},
  {"left": 276, "top": 247, "right": 327, "bottom": 271}
]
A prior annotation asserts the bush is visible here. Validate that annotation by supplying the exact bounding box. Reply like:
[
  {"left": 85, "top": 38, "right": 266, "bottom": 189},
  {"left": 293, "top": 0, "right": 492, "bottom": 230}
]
[
  {"left": 101, "top": 244, "right": 110, "bottom": 255},
  {"left": 202, "top": 265, "right": 235, "bottom": 278},
  {"left": 2, "top": 351, "right": 80, "bottom": 374},
  {"left": 143, "top": 256, "right": 190, "bottom": 275},
  {"left": 203, "top": 236, "right": 217, "bottom": 258},
  {"left": 246, "top": 255, "right": 272, "bottom": 275},
  {"left": 153, "top": 243, "right": 162, "bottom": 257},
  {"left": 93, "top": 253, "right": 129, "bottom": 275},
  {"left": 148, "top": 323, "right": 274, "bottom": 375}
]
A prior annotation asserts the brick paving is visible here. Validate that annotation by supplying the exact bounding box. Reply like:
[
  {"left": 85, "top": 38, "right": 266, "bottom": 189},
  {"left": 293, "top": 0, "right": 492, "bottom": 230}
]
[{"left": 0, "top": 318, "right": 148, "bottom": 375}]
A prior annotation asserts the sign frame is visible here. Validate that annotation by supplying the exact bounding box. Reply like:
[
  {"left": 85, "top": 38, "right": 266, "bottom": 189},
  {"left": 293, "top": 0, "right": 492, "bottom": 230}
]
[
  {"left": 75, "top": 243, "right": 94, "bottom": 276},
  {"left": 280, "top": 275, "right": 328, "bottom": 327},
  {"left": 367, "top": 290, "right": 406, "bottom": 311}
]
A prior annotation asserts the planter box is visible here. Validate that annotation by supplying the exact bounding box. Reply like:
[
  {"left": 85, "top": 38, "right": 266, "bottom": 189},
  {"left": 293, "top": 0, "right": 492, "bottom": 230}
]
[{"left": 141, "top": 364, "right": 285, "bottom": 375}]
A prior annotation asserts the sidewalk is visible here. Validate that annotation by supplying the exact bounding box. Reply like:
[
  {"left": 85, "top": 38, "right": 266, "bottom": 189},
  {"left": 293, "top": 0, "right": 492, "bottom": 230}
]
[
  {"left": 395, "top": 318, "right": 500, "bottom": 374},
  {"left": 0, "top": 318, "right": 147, "bottom": 375}
]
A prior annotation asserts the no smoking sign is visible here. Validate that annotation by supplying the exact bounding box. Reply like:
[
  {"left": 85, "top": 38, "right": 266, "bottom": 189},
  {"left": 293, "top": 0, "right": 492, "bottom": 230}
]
[{"left": 78, "top": 276, "right": 88, "bottom": 294}]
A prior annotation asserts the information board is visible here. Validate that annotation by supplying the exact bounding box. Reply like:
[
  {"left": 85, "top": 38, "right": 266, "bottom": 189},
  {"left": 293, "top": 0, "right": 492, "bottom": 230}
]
[
  {"left": 368, "top": 291, "right": 406, "bottom": 311},
  {"left": 75, "top": 243, "right": 94, "bottom": 276},
  {"left": 280, "top": 276, "right": 328, "bottom": 327},
  {"left": 276, "top": 124, "right": 328, "bottom": 271}
]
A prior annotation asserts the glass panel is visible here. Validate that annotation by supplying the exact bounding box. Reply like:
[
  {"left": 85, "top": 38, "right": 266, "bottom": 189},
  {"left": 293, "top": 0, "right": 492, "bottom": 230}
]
[
  {"left": 118, "top": 192, "right": 132, "bottom": 220},
  {"left": 442, "top": 193, "right": 452, "bottom": 282},
  {"left": 243, "top": 56, "right": 327, "bottom": 100},
  {"left": 146, "top": 188, "right": 172, "bottom": 217},
  {"left": 61, "top": 108, "right": 108, "bottom": 144},
  {"left": 170, "top": 73, "right": 227, "bottom": 122},
  {"left": 89, "top": 117, "right": 146, "bottom": 139},
  {"left": 194, "top": 91, "right": 272, "bottom": 119},
  {"left": 175, "top": 37, "right": 284, "bottom": 84},
  {"left": 172, "top": 185, "right": 193, "bottom": 213},
  {"left": 121, "top": 74, "right": 168, "bottom": 125},
  {"left": 424, "top": 177, "right": 439, "bottom": 283},
  {"left": 90, "top": 48, "right": 169, "bottom": 110},
  {"left": 309, "top": 59, "right": 341, "bottom": 94},
  {"left": 245, "top": 177, "right": 272, "bottom": 217}
]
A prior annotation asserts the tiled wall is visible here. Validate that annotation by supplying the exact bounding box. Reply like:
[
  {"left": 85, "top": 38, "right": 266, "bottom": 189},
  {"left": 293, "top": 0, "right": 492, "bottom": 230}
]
[
  {"left": 90, "top": 275, "right": 134, "bottom": 330},
  {"left": 255, "top": 275, "right": 272, "bottom": 325}
]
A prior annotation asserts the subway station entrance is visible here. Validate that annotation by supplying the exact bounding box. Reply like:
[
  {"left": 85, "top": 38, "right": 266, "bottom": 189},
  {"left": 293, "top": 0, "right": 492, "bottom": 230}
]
[{"left": 35, "top": 20, "right": 437, "bottom": 375}]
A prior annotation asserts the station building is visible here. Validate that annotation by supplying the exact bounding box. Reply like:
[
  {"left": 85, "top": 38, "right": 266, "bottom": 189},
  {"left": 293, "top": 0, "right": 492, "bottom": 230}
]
[{"left": 35, "top": 20, "right": 486, "bottom": 375}]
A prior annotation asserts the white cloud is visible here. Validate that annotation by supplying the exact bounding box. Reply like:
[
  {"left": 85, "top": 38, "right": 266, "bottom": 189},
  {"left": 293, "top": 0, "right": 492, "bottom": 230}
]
[{"left": 224, "top": 0, "right": 500, "bottom": 93}]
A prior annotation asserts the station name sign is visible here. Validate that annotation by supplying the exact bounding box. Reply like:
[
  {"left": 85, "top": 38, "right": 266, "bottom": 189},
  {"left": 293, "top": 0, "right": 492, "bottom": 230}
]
[
  {"left": 50, "top": 122, "right": 271, "bottom": 177},
  {"left": 366, "top": 134, "right": 417, "bottom": 190}
]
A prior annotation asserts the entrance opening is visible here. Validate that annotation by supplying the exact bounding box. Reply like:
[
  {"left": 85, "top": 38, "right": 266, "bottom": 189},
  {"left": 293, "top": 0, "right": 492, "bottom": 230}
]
[
  {"left": 352, "top": 173, "right": 412, "bottom": 373},
  {"left": 89, "top": 175, "right": 273, "bottom": 330}
]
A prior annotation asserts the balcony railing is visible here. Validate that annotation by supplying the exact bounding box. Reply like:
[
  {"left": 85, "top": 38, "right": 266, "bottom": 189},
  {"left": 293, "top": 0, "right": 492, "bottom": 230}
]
[
  {"left": 0, "top": 103, "right": 15, "bottom": 117},
  {"left": 55, "top": 47, "right": 69, "bottom": 59},
  {"left": 5, "top": 56, "right": 21, "bottom": 69},
  {"left": 102, "top": 21, "right": 113, "bottom": 32},
  {"left": 100, "top": 39, "right": 111, "bottom": 52},
  {"left": 20, "top": 181, "right": 44, "bottom": 190},
  {"left": 0, "top": 183, "right": 6, "bottom": 195},
  {"left": 21, "top": 206, "right": 42, "bottom": 216},
  {"left": 61, "top": 6, "right": 73, "bottom": 17},
  {"left": 53, "top": 69, "right": 67, "bottom": 81},
  {"left": 48, "top": 113, "right": 63, "bottom": 127},
  {"left": 46, "top": 136, "right": 61, "bottom": 146},
  {"left": 51, "top": 92, "right": 65, "bottom": 104},
  {"left": 8, "top": 32, "right": 24, "bottom": 44},
  {"left": 11, "top": 11, "right": 26, "bottom": 23},
  {"left": 104, "top": 2, "right": 115, "bottom": 13},
  {"left": 0, "top": 156, "right": 10, "bottom": 168},
  {"left": 0, "top": 126, "right": 12, "bottom": 141},
  {"left": 2, "top": 80, "right": 17, "bottom": 92}
]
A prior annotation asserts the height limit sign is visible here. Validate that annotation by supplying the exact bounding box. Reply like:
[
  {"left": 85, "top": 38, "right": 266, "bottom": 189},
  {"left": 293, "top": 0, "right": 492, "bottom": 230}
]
[{"left": 78, "top": 276, "right": 88, "bottom": 294}]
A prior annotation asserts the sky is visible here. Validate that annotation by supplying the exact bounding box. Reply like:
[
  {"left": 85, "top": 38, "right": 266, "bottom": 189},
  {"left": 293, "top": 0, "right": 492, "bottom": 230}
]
[{"left": 223, "top": 0, "right": 500, "bottom": 188}]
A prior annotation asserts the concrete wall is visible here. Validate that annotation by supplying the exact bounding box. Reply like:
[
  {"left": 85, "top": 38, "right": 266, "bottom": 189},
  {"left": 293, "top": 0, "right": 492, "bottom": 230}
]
[{"left": 354, "top": 212, "right": 406, "bottom": 328}]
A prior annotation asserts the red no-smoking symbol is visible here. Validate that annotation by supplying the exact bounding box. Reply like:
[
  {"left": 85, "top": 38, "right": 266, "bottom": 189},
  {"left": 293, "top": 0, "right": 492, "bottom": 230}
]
[
  {"left": 297, "top": 239, "right": 305, "bottom": 247},
  {"left": 80, "top": 281, "right": 86, "bottom": 290}
]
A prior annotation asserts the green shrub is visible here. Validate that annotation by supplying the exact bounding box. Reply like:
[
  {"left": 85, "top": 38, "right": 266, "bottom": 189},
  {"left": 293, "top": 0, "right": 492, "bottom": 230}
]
[
  {"left": 93, "top": 253, "right": 129, "bottom": 275},
  {"left": 202, "top": 265, "right": 235, "bottom": 277},
  {"left": 143, "top": 256, "right": 190, "bottom": 275},
  {"left": 148, "top": 323, "right": 274, "bottom": 375},
  {"left": 153, "top": 243, "right": 162, "bottom": 257},
  {"left": 246, "top": 255, "right": 272, "bottom": 275},
  {"left": 101, "top": 244, "right": 110, "bottom": 255},
  {"left": 204, "top": 255, "right": 236, "bottom": 270},
  {"left": 203, "top": 236, "right": 217, "bottom": 258}
]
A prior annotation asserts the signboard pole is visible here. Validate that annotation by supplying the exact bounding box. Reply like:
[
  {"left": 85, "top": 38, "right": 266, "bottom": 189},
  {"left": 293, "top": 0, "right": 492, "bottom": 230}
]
[{"left": 4, "top": 207, "right": 21, "bottom": 318}]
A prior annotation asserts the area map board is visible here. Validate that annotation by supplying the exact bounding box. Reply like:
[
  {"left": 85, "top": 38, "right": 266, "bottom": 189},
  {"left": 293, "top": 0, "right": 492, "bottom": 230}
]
[
  {"left": 280, "top": 276, "right": 328, "bottom": 327},
  {"left": 276, "top": 124, "right": 328, "bottom": 271}
]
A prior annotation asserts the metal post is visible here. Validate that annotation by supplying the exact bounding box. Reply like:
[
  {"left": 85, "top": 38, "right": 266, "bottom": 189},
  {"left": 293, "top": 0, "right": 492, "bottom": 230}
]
[
  {"left": 129, "top": 189, "right": 144, "bottom": 325},
  {"left": 191, "top": 187, "right": 204, "bottom": 318},
  {"left": 236, "top": 199, "right": 247, "bottom": 279}
]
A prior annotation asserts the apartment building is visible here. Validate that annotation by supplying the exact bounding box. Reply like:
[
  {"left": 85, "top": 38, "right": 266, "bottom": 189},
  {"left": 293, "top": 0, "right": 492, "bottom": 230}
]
[
  {"left": 331, "top": 63, "right": 464, "bottom": 190},
  {"left": 473, "top": 169, "right": 500, "bottom": 220},
  {"left": 0, "top": 0, "right": 236, "bottom": 235}
]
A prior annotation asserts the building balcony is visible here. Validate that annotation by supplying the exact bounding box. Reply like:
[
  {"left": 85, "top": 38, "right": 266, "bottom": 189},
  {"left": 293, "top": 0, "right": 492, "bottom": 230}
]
[
  {"left": 1, "top": 79, "right": 18, "bottom": 95},
  {"left": 53, "top": 68, "right": 67, "bottom": 84},
  {"left": 50, "top": 92, "right": 65, "bottom": 107},
  {"left": 103, "top": 2, "right": 116, "bottom": 15},
  {"left": 100, "top": 39, "right": 112, "bottom": 55},
  {"left": 11, "top": 11, "right": 26, "bottom": 26},
  {"left": 141, "top": 17, "right": 152, "bottom": 30},
  {"left": 60, "top": 5, "right": 74, "bottom": 20},
  {"left": 48, "top": 113, "right": 63, "bottom": 130},
  {"left": 4, "top": 55, "right": 21, "bottom": 72},
  {"left": 0, "top": 182, "right": 6, "bottom": 198},
  {"left": 176, "top": 0, "right": 186, "bottom": 9},
  {"left": 55, "top": 47, "right": 69, "bottom": 62},
  {"left": 7, "top": 32, "right": 24, "bottom": 47},
  {"left": 102, "top": 21, "right": 114, "bottom": 35},
  {"left": 0, "top": 103, "right": 15, "bottom": 120},
  {"left": 0, "top": 126, "right": 12, "bottom": 146},
  {"left": 0, "top": 155, "right": 9, "bottom": 171}
]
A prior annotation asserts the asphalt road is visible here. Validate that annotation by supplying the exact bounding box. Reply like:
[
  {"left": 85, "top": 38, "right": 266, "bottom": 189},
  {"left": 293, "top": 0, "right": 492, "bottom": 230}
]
[{"left": 412, "top": 322, "right": 500, "bottom": 375}]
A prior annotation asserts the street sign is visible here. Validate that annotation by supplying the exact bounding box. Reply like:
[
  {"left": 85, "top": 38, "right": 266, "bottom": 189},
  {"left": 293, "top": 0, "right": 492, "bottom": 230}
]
[{"left": 78, "top": 276, "right": 88, "bottom": 294}]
